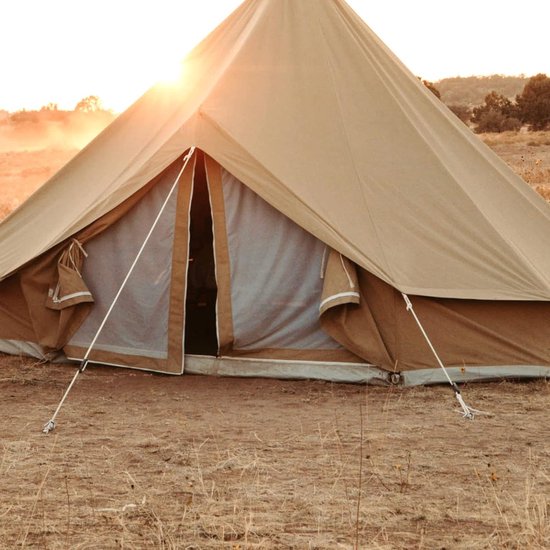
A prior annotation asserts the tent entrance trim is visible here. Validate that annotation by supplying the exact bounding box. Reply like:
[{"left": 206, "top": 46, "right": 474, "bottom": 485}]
[{"left": 63, "top": 149, "right": 362, "bottom": 374}]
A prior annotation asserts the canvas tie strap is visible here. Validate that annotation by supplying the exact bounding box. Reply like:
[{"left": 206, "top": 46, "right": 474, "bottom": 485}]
[
  {"left": 48, "top": 239, "right": 91, "bottom": 305},
  {"left": 401, "top": 293, "right": 484, "bottom": 420},
  {"left": 42, "top": 147, "right": 196, "bottom": 434},
  {"left": 66, "top": 238, "right": 88, "bottom": 276}
]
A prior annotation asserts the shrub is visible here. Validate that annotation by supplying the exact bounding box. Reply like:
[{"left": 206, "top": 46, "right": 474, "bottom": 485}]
[
  {"left": 473, "top": 110, "right": 521, "bottom": 133},
  {"left": 516, "top": 74, "right": 550, "bottom": 131},
  {"left": 422, "top": 79, "right": 441, "bottom": 99},
  {"left": 447, "top": 104, "right": 472, "bottom": 124}
]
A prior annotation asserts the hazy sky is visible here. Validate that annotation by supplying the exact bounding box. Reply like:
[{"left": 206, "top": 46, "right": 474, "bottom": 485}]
[{"left": 1, "top": 0, "right": 549, "bottom": 112}]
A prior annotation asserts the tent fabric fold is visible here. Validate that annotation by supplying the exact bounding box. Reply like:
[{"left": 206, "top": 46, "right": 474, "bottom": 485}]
[
  {"left": 319, "top": 250, "right": 360, "bottom": 315},
  {"left": 45, "top": 239, "right": 94, "bottom": 311},
  {"left": 321, "top": 265, "right": 550, "bottom": 371}
]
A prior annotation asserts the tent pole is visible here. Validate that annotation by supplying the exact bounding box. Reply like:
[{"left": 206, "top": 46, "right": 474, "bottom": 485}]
[
  {"left": 42, "top": 147, "right": 196, "bottom": 434},
  {"left": 401, "top": 293, "right": 484, "bottom": 419}
]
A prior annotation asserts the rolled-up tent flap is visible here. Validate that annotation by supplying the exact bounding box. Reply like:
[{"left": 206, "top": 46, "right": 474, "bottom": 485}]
[{"left": 320, "top": 253, "right": 550, "bottom": 371}]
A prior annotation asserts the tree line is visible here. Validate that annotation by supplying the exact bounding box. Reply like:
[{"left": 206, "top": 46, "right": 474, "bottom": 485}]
[
  {"left": 4, "top": 77, "right": 550, "bottom": 135},
  {"left": 1, "top": 96, "right": 109, "bottom": 125},
  {"left": 426, "top": 74, "right": 550, "bottom": 133}
]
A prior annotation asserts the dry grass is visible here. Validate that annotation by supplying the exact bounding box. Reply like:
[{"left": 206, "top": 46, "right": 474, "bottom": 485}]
[
  {"left": 1, "top": 354, "right": 550, "bottom": 548},
  {"left": 480, "top": 130, "right": 550, "bottom": 202}
]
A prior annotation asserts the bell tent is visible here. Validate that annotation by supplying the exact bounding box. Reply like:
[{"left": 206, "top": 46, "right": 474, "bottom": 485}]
[{"left": 0, "top": 0, "right": 549, "bottom": 386}]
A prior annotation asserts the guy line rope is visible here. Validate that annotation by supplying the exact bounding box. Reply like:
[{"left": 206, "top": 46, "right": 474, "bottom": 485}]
[
  {"left": 401, "top": 292, "right": 485, "bottom": 420},
  {"left": 42, "top": 147, "right": 196, "bottom": 433}
]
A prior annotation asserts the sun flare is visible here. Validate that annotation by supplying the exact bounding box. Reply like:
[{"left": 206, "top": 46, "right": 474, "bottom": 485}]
[{"left": 152, "top": 59, "right": 185, "bottom": 86}]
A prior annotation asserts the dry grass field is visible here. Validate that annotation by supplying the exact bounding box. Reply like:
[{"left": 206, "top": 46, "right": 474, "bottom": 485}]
[
  {"left": 480, "top": 131, "right": 550, "bottom": 202},
  {"left": 0, "top": 149, "right": 77, "bottom": 219},
  {"left": 0, "top": 110, "right": 113, "bottom": 220},
  {"left": 1, "top": 354, "right": 549, "bottom": 549},
  {"left": 0, "top": 126, "right": 549, "bottom": 548}
]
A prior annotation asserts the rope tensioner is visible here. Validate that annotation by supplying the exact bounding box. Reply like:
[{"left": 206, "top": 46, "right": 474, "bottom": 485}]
[{"left": 401, "top": 293, "right": 484, "bottom": 420}]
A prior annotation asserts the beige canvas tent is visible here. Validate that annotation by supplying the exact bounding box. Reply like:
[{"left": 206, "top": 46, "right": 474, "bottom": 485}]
[{"left": 0, "top": 0, "right": 549, "bottom": 386}]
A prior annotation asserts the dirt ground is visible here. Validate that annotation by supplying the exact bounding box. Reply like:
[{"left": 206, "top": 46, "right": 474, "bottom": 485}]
[{"left": 0, "top": 354, "right": 549, "bottom": 549}]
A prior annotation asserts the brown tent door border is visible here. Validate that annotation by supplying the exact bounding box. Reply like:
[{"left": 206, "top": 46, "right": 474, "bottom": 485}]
[{"left": 64, "top": 150, "right": 197, "bottom": 375}]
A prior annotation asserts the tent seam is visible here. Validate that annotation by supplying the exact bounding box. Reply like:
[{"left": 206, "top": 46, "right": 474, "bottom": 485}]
[{"left": 316, "top": 6, "right": 395, "bottom": 285}]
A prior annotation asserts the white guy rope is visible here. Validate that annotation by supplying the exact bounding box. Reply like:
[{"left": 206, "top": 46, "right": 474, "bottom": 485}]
[
  {"left": 42, "top": 147, "right": 196, "bottom": 434},
  {"left": 401, "top": 293, "right": 484, "bottom": 420}
]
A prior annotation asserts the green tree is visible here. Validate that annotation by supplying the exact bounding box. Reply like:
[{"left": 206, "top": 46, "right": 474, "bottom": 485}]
[
  {"left": 516, "top": 73, "right": 550, "bottom": 131},
  {"left": 447, "top": 104, "right": 472, "bottom": 124},
  {"left": 471, "top": 91, "right": 521, "bottom": 133},
  {"left": 472, "top": 91, "right": 516, "bottom": 119},
  {"left": 75, "top": 95, "right": 103, "bottom": 112},
  {"left": 473, "top": 110, "right": 521, "bottom": 133},
  {"left": 421, "top": 79, "right": 441, "bottom": 99}
]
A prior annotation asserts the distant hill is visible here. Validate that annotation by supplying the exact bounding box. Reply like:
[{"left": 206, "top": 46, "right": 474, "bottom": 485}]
[{"left": 435, "top": 75, "right": 529, "bottom": 106}]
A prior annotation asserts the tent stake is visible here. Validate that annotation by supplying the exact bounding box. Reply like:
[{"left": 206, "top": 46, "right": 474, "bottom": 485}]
[
  {"left": 401, "top": 293, "right": 483, "bottom": 419},
  {"left": 42, "top": 147, "right": 196, "bottom": 434}
]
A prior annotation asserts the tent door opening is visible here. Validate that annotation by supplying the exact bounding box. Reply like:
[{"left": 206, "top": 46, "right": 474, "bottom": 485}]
[{"left": 185, "top": 153, "right": 218, "bottom": 356}]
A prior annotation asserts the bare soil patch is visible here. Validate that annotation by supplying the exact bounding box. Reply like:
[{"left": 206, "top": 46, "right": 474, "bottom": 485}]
[{"left": 1, "top": 354, "right": 549, "bottom": 548}]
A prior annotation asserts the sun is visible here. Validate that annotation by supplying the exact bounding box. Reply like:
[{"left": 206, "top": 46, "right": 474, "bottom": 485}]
[
  {"left": 153, "top": 59, "right": 185, "bottom": 85},
  {"left": 103, "top": 55, "right": 187, "bottom": 111}
]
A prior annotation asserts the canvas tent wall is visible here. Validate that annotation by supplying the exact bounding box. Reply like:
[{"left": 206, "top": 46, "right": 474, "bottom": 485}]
[{"left": 0, "top": 0, "right": 549, "bottom": 383}]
